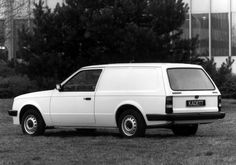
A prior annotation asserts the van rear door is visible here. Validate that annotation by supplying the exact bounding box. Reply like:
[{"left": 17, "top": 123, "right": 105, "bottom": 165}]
[{"left": 167, "top": 68, "right": 220, "bottom": 113}]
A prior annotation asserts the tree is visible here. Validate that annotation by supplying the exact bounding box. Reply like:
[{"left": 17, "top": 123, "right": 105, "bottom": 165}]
[{"left": 17, "top": 0, "right": 200, "bottom": 89}]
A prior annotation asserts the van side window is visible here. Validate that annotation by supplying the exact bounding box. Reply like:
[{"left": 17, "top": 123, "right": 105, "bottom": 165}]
[{"left": 63, "top": 69, "right": 102, "bottom": 92}]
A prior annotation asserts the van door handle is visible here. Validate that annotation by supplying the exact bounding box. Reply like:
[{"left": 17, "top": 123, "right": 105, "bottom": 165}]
[{"left": 83, "top": 97, "right": 91, "bottom": 101}]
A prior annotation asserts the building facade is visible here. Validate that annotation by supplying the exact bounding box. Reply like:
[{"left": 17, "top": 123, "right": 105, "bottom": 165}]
[
  {"left": 1, "top": 0, "right": 63, "bottom": 61},
  {"left": 182, "top": 0, "right": 236, "bottom": 73}
]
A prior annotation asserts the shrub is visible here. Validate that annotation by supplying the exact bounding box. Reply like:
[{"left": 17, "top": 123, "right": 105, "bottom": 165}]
[
  {"left": 0, "top": 63, "right": 39, "bottom": 98},
  {"left": 34, "top": 76, "right": 59, "bottom": 90},
  {"left": 201, "top": 57, "right": 234, "bottom": 98},
  {"left": 0, "top": 50, "right": 8, "bottom": 62},
  {"left": 220, "top": 75, "right": 236, "bottom": 98},
  {"left": 0, "top": 75, "right": 38, "bottom": 98},
  {"left": 0, "top": 63, "right": 16, "bottom": 77}
]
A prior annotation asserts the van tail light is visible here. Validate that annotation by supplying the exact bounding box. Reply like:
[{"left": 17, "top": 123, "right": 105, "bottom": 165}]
[
  {"left": 166, "top": 96, "right": 173, "bottom": 113},
  {"left": 218, "top": 95, "right": 222, "bottom": 111}
]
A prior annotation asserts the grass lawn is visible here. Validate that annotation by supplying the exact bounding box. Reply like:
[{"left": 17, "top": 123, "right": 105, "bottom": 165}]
[{"left": 0, "top": 99, "right": 235, "bottom": 165}]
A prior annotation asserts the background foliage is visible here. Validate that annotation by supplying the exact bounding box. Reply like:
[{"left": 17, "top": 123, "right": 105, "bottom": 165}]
[
  {"left": 0, "top": 63, "right": 37, "bottom": 98},
  {"left": 0, "top": 0, "right": 235, "bottom": 98},
  {"left": 16, "top": 0, "right": 200, "bottom": 89}
]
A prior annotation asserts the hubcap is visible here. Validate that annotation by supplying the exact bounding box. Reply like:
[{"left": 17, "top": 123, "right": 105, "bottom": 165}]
[
  {"left": 121, "top": 115, "right": 137, "bottom": 136},
  {"left": 24, "top": 115, "right": 38, "bottom": 135}
]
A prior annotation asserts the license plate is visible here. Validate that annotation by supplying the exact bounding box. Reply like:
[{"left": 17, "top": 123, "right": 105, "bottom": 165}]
[{"left": 186, "top": 100, "right": 205, "bottom": 107}]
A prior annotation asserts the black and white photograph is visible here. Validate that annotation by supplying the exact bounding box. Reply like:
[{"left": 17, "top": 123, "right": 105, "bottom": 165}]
[{"left": 0, "top": 0, "right": 235, "bottom": 164}]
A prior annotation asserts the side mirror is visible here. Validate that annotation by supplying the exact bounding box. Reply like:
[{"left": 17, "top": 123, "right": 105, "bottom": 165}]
[{"left": 56, "top": 84, "right": 62, "bottom": 91}]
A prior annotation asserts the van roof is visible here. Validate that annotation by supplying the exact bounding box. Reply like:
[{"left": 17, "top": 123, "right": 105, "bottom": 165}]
[{"left": 82, "top": 63, "right": 202, "bottom": 69}]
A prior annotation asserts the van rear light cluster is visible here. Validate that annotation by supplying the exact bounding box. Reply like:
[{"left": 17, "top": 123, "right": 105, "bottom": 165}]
[
  {"left": 166, "top": 96, "right": 173, "bottom": 113},
  {"left": 218, "top": 95, "right": 222, "bottom": 111}
]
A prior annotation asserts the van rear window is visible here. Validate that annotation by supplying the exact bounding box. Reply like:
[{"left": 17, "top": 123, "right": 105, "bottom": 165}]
[{"left": 167, "top": 68, "right": 215, "bottom": 91}]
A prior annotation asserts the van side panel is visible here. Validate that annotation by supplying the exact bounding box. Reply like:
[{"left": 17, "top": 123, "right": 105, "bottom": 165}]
[
  {"left": 95, "top": 67, "right": 168, "bottom": 127},
  {"left": 97, "top": 67, "right": 163, "bottom": 92}
]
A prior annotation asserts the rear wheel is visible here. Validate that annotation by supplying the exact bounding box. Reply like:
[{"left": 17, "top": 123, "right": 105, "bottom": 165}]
[
  {"left": 118, "top": 109, "right": 146, "bottom": 137},
  {"left": 21, "top": 109, "right": 45, "bottom": 136},
  {"left": 172, "top": 124, "right": 198, "bottom": 136}
]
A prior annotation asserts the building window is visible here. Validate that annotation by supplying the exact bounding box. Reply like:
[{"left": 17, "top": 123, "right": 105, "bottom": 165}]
[
  {"left": 232, "top": 13, "right": 236, "bottom": 56},
  {"left": 181, "top": 0, "right": 190, "bottom": 39},
  {"left": 211, "top": 13, "right": 229, "bottom": 56},
  {"left": 192, "top": 0, "right": 210, "bottom": 13},
  {"left": 191, "top": 14, "right": 209, "bottom": 56},
  {"left": 211, "top": 0, "right": 229, "bottom": 13},
  {"left": 181, "top": 14, "right": 189, "bottom": 39},
  {"left": 14, "top": 19, "right": 29, "bottom": 58},
  {"left": 233, "top": 0, "right": 236, "bottom": 12},
  {"left": 0, "top": 20, "right": 4, "bottom": 45}
]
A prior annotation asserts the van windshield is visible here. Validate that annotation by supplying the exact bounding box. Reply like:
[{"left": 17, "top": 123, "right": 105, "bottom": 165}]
[{"left": 167, "top": 68, "right": 215, "bottom": 91}]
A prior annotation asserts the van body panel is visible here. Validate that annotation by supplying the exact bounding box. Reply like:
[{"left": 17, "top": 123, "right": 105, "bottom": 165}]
[
  {"left": 95, "top": 66, "right": 167, "bottom": 126},
  {"left": 94, "top": 93, "right": 167, "bottom": 126},
  {"left": 172, "top": 94, "right": 219, "bottom": 113}
]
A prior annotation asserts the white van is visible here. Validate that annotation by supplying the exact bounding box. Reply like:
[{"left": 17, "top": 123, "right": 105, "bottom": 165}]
[{"left": 8, "top": 63, "right": 225, "bottom": 137}]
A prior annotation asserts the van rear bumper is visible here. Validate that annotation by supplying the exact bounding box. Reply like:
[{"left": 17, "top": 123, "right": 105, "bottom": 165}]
[{"left": 146, "top": 112, "right": 225, "bottom": 121}]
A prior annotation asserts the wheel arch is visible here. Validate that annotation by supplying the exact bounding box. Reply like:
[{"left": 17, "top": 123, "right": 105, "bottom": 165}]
[
  {"left": 19, "top": 104, "right": 45, "bottom": 125},
  {"left": 115, "top": 102, "right": 146, "bottom": 127}
]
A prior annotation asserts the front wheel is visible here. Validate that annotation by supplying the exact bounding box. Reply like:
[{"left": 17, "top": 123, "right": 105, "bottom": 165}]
[
  {"left": 21, "top": 109, "right": 45, "bottom": 136},
  {"left": 118, "top": 110, "right": 146, "bottom": 137},
  {"left": 172, "top": 124, "right": 198, "bottom": 136}
]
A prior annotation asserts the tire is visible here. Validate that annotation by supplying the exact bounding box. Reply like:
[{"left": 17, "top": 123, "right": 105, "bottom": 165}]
[
  {"left": 118, "top": 109, "right": 146, "bottom": 137},
  {"left": 172, "top": 124, "right": 198, "bottom": 136},
  {"left": 21, "top": 109, "right": 45, "bottom": 136}
]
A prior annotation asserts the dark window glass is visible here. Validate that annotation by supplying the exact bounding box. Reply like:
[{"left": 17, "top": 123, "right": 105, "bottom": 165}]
[
  {"left": 0, "top": 20, "right": 4, "bottom": 45},
  {"left": 63, "top": 70, "right": 102, "bottom": 92},
  {"left": 191, "top": 14, "right": 209, "bottom": 56},
  {"left": 232, "top": 13, "right": 236, "bottom": 56},
  {"left": 181, "top": 14, "right": 189, "bottom": 39},
  {"left": 167, "top": 68, "right": 215, "bottom": 91},
  {"left": 211, "top": 13, "right": 229, "bottom": 56},
  {"left": 14, "top": 19, "right": 29, "bottom": 55}
]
